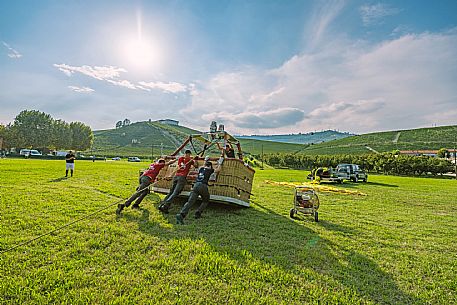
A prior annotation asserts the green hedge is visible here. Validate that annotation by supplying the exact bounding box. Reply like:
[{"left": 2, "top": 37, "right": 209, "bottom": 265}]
[{"left": 263, "top": 153, "right": 454, "bottom": 176}]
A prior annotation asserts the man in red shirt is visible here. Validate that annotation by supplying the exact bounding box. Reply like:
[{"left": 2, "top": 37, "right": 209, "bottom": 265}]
[
  {"left": 158, "top": 149, "right": 198, "bottom": 214},
  {"left": 116, "top": 158, "right": 176, "bottom": 215}
]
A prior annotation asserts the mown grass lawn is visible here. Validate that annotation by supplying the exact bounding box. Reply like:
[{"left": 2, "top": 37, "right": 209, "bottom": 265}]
[{"left": 0, "top": 159, "right": 456, "bottom": 304}]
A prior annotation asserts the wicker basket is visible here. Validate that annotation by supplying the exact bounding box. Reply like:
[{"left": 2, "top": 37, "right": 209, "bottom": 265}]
[{"left": 150, "top": 157, "right": 255, "bottom": 206}]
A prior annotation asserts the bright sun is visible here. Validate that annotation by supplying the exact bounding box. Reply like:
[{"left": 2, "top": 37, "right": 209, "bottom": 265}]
[
  {"left": 118, "top": 10, "right": 163, "bottom": 72},
  {"left": 122, "top": 37, "right": 158, "bottom": 69}
]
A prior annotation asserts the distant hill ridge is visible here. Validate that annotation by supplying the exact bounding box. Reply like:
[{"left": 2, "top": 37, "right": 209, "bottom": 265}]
[
  {"left": 237, "top": 130, "right": 353, "bottom": 144},
  {"left": 298, "top": 125, "right": 457, "bottom": 155},
  {"left": 91, "top": 121, "right": 305, "bottom": 156},
  {"left": 91, "top": 121, "right": 457, "bottom": 156}
]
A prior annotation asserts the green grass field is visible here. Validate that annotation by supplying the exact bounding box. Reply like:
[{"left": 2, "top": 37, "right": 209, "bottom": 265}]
[{"left": 1, "top": 159, "right": 456, "bottom": 304}]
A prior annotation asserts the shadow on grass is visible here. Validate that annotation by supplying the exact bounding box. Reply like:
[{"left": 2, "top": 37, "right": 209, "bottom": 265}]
[
  {"left": 323, "top": 181, "right": 398, "bottom": 189},
  {"left": 122, "top": 208, "right": 151, "bottom": 225},
  {"left": 119, "top": 196, "right": 423, "bottom": 304},
  {"left": 365, "top": 181, "right": 398, "bottom": 187},
  {"left": 49, "top": 177, "right": 69, "bottom": 182},
  {"left": 317, "top": 219, "right": 358, "bottom": 235}
]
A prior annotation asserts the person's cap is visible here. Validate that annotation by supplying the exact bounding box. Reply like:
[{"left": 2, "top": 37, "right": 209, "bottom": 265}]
[
  {"left": 158, "top": 158, "right": 165, "bottom": 163},
  {"left": 205, "top": 161, "right": 213, "bottom": 167},
  {"left": 185, "top": 149, "right": 191, "bottom": 154}
]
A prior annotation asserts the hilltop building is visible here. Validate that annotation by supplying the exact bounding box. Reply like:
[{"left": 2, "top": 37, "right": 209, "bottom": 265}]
[{"left": 158, "top": 119, "right": 179, "bottom": 126}]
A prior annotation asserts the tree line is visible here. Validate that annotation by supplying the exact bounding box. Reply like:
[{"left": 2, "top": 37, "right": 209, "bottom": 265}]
[
  {"left": 0, "top": 110, "right": 93, "bottom": 151},
  {"left": 262, "top": 153, "right": 454, "bottom": 176}
]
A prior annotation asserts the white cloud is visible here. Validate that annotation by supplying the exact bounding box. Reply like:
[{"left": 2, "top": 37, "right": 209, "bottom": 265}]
[
  {"left": 188, "top": 83, "right": 198, "bottom": 96},
  {"left": 106, "top": 79, "right": 138, "bottom": 90},
  {"left": 181, "top": 29, "right": 457, "bottom": 134},
  {"left": 138, "top": 81, "right": 188, "bottom": 93},
  {"left": 359, "top": 3, "right": 401, "bottom": 26},
  {"left": 54, "top": 63, "right": 190, "bottom": 94},
  {"left": 305, "top": 100, "right": 385, "bottom": 130},
  {"left": 307, "top": 100, "right": 384, "bottom": 118},
  {"left": 68, "top": 85, "right": 95, "bottom": 93},
  {"left": 53, "top": 64, "right": 126, "bottom": 80},
  {"left": 305, "top": 0, "right": 346, "bottom": 50},
  {"left": 424, "top": 108, "right": 457, "bottom": 127},
  {"left": 249, "top": 87, "right": 285, "bottom": 104},
  {"left": 2, "top": 41, "right": 22, "bottom": 59},
  {"left": 202, "top": 108, "right": 305, "bottom": 129}
]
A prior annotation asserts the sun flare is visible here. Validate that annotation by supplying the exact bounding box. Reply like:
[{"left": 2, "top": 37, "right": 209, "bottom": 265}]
[
  {"left": 119, "top": 10, "right": 162, "bottom": 71},
  {"left": 122, "top": 37, "right": 158, "bottom": 69}
]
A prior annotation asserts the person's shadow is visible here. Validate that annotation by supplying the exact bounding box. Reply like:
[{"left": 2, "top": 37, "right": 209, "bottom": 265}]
[
  {"left": 120, "top": 196, "right": 423, "bottom": 304},
  {"left": 49, "top": 177, "right": 69, "bottom": 182}
]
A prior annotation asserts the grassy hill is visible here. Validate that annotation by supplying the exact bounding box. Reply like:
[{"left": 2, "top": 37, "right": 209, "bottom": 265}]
[
  {"left": 91, "top": 121, "right": 304, "bottom": 157},
  {"left": 238, "top": 130, "right": 353, "bottom": 144},
  {"left": 299, "top": 125, "right": 457, "bottom": 155},
  {"left": 91, "top": 122, "right": 456, "bottom": 157}
]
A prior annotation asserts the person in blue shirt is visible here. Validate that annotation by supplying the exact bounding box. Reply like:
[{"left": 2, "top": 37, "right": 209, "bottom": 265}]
[{"left": 176, "top": 159, "right": 222, "bottom": 224}]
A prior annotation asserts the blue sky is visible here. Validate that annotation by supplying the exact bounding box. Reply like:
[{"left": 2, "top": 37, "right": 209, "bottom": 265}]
[{"left": 1, "top": 0, "right": 456, "bottom": 134}]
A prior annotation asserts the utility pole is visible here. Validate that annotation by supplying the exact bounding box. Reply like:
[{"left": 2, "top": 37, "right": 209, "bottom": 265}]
[
  {"left": 261, "top": 144, "right": 264, "bottom": 170},
  {"left": 454, "top": 132, "right": 456, "bottom": 179},
  {"left": 151, "top": 144, "right": 154, "bottom": 161},
  {"left": 160, "top": 143, "right": 163, "bottom": 156}
]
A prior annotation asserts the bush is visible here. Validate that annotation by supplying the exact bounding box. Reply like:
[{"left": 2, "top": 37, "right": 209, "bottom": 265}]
[{"left": 263, "top": 153, "right": 453, "bottom": 176}]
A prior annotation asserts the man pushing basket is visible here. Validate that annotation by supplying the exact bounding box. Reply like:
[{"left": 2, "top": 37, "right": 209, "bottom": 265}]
[
  {"left": 176, "top": 158, "right": 222, "bottom": 224},
  {"left": 158, "top": 149, "right": 198, "bottom": 214},
  {"left": 116, "top": 158, "right": 176, "bottom": 215}
]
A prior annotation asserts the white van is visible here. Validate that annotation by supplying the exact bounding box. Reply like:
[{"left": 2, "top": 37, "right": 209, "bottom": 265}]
[
  {"left": 55, "top": 151, "right": 68, "bottom": 157},
  {"left": 19, "top": 149, "right": 42, "bottom": 156}
]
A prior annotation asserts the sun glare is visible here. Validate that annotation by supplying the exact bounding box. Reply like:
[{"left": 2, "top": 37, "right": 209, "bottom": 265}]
[
  {"left": 122, "top": 37, "right": 158, "bottom": 69},
  {"left": 120, "top": 10, "right": 162, "bottom": 71}
]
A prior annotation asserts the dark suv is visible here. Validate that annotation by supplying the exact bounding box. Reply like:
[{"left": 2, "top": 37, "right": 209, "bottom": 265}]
[{"left": 336, "top": 164, "right": 368, "bottom": 182}]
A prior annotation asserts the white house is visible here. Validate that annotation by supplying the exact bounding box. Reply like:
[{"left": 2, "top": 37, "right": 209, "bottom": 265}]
[{"left": 158, "top": 119, "right": 179, "bottom": 126}]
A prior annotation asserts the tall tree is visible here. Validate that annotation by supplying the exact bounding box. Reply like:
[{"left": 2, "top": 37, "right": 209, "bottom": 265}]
[
  {"left": 122, "top": 118, "right": 131, "bottom": 126},
  {"left": 116, "top": 121, "right": 123, "bottom": 128},
  {"left": 70, "top": 121, "right": 93, "bottom": 150},
  {"left": 1, "top": 123, "right": 21, "bottom": 149},
  {"left": 51, "top": 119, "right": 71, "bottom": 150},
  {"left": 0, "top": 124, "right": 5, "bottom": 149},
  {"left": 10, "top": 110, "right": 54, "bottom": 149}
]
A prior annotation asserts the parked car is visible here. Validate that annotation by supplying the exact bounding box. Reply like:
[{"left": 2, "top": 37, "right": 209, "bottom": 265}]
[
  {"left": 19, "top": 149, "right": 42, "bottom": 156},
  {"left": 128, "top": 157, "right": 141, "bottom": 162},
  {"left": 112, "top": 157, "right": 121, "bottom": 161},
  {"left": 53, "top": 151, "right": 68, "bottom": 157},
  {"left": 335, "top": 164, "right": 368, "bottom": 182}
]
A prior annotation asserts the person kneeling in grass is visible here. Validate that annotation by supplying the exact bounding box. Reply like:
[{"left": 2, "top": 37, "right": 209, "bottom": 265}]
[
  {"left": 116, "top": 158, "right": 176, "bottom": 215},
  {"left": 176, "top": 159, "right": 222, "bottom": 224}
]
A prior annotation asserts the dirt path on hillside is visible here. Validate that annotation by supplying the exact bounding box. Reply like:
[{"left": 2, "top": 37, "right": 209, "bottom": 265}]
[
  {"left": 157, "top": 127, "right": 181, "bottom": 148},
  {"left": 365, "top": 146, "right": 379, "bottom": 153},
  {"left": 393, "top": 131, "right": 401, "bottom": 143}
]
